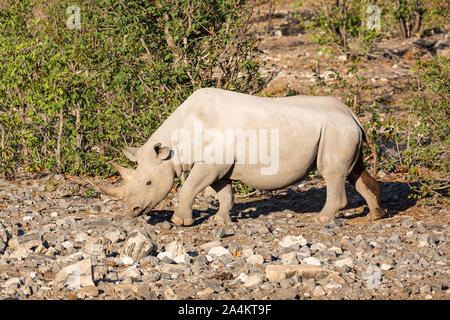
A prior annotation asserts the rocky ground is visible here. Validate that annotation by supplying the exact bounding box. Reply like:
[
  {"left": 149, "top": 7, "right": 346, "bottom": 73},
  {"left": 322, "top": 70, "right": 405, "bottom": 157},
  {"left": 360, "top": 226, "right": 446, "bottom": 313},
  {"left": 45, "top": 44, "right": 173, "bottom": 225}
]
[
  {"left": 0, "top": 172, "right": 448, "bottom": 300},
  {"left": 0, "top": 1, "right": 448, "bottom": 300}
]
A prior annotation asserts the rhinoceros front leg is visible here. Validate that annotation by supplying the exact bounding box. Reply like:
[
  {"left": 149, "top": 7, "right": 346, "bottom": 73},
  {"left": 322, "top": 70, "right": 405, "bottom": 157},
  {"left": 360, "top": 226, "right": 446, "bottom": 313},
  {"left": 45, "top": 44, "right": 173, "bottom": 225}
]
[
  {"left": 208, "top": 179, "right": 233, "bottom": 224},
  {"left": 171, "top": 164, "right": 228, "bottom": 226}
]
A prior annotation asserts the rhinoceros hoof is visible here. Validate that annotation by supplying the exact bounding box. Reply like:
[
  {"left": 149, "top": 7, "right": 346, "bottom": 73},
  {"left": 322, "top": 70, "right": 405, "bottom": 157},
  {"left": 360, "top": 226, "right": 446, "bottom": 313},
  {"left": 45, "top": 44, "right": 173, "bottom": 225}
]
[
  {"left": 208, "top": 214, "right": 231, "bottom": 224},
  {"left": 171, "top": 215, "right": 184, "bottom": 226},
  {"left": 171, "top": 215, "right": 194, "bottom": 226},
  {"left": 368, "top": 208, "right": 386, "bottom": 221},
  {"left": 315, "top": 215, "right": 333, "bottom": 224}
]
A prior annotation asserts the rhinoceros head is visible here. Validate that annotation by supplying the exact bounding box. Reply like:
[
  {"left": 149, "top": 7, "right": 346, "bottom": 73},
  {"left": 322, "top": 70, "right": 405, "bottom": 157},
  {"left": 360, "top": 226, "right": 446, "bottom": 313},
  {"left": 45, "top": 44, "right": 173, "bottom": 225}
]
[{"left": 98, "top": 143, "right": 175, "bottom": 216}]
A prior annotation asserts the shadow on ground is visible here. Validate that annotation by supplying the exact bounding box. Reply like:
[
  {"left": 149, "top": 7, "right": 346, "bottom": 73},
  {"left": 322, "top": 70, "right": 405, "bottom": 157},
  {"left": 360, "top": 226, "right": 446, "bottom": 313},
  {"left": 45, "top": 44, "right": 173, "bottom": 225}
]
[{"left": 146, "top": 181, "right": 417, "bottom": 226}]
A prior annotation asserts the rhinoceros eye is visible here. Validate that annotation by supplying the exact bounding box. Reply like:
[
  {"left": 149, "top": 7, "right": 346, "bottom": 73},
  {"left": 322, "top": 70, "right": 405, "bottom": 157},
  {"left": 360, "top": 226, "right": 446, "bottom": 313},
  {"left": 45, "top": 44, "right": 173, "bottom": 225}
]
[{"left": 146, "top": 180, "right": 152, "bottom": 186}]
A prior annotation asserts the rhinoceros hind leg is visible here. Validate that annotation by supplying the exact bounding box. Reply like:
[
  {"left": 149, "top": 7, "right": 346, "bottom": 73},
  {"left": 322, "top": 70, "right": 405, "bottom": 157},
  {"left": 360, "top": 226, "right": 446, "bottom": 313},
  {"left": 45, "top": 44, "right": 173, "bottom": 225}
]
[
  {"left": 315, "top": 174, "right": 348, "bottom": 224},
  {"left": 347, "top": 155, "right": 386, "bottom": 221},
  {"left": 208, "top": 179, "right": 233, "bottom": 224}
]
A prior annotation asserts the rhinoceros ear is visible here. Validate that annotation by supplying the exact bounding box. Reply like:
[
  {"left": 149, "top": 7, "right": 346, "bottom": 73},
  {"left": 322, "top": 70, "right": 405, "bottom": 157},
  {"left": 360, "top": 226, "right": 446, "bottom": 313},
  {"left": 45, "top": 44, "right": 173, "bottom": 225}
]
[
  {"left": 154, "top": 143, "right": 171, "bottom": 160},
  {"left": 122, "top": 147, "right": 139, "bottom": 162}
]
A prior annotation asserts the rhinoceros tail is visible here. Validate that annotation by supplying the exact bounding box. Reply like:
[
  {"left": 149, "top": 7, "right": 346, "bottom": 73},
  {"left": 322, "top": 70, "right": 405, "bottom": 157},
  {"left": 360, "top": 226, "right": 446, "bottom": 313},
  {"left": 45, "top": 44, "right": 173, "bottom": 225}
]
[{"left": 347, "top": 107, "right": 378, "bottom": 177}]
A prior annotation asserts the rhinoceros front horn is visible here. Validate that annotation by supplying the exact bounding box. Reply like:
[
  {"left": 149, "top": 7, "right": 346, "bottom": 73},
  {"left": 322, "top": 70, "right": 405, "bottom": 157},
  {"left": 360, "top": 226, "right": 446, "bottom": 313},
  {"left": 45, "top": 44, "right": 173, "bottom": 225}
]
[
  {"left": 111, "top": 162, "right": 134, "bottom": 181},
  {"left": 97, "top": 184, "right": 125, "bottom": 200}
]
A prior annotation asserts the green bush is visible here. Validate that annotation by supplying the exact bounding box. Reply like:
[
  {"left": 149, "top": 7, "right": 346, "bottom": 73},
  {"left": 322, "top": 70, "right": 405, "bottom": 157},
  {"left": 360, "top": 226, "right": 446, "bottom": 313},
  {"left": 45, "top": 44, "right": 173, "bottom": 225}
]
[
  {"left": 391, "top": 0, "right": 448, "bottom": 38},
  {"left": 372, "top": 56, "right": 449, "bottom": 203},
  {"left": 295, "top": 0, "right": 448, "bottom": 52},
  {"left": 0, "top": 0, "right": 269, "bottom": 177},
  {"left": 295, "top": 0, "right": 385, "bottom": 52}
]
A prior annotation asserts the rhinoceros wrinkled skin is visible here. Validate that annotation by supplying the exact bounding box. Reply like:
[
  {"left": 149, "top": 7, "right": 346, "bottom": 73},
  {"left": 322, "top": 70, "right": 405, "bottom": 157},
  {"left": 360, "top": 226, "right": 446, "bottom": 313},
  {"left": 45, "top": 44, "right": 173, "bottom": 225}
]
[{"left": 98, "top": 88, "right": 385, "bottom": 225}]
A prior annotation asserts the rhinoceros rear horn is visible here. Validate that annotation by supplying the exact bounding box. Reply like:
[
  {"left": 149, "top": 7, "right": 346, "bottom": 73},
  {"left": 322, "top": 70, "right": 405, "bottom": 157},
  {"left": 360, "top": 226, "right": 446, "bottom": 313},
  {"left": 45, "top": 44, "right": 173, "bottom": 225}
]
[
  {"left": 111, "top": 162, "right": 134, "bottom": 181},
  {"left": 97, "top": 184, "right": 125, "bottom": 200},
  {"left": 122, "top": 147, "right": 139, "bottom": 162}
]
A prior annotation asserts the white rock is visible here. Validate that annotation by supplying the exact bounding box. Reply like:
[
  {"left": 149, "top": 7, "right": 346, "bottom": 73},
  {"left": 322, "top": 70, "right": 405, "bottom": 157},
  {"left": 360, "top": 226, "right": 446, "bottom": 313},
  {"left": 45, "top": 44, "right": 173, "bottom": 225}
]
[
  {"left": 243, "top": 274, "right": 263, "bottom": 287},
  {"left": 9, "top": 247, "right": 29, "bottom": 260},
  {"left": 197, "top": 287, "right": 214, "bottom": 297},
  {"left": 310, "top": 242, "right": 327, "bottom": 252},
  {"left": 280, "top": 252, "right": 299, "bottom": 265},
  {"left": 200, "top": 240, "right": 221, "bottom": 252},
  {"left": 9, "top": 234, "right": 42, "bottom": 252},
  {"left": 4, "top": 277, "right": 21, "bottom": 289},
  {"left": 333, "top": 257, "right": 355, "bottom": 268},
  {"left": 362, "top": 265, "right": 382, "bottom": 290},
  {"left": 381, "top": 263, "right": 393, "bottom": 271},
  {"left": 279, "top": 235, "right": 307, "bottom": 248},
  {"left": 418, "top": 240, "right": 429, "bottom": 248},
  {"left": 302, "top": 257, "right": 322, "bottom": 266},
  {"left": 52, "top": 259, "right": 94, "bottom": 289},
  {"left": 157, "top": 251, "right": 174, "bottom": 260},
  {"left": 312, "top": 285, "right": 326, "bottom": 296},
  {"left": 328, "top": 246, "right": 343, "bottom": 255},
  {"left": 45, "top": 247, "right": 58, "bottom": 257},
  {"left": 241, "top": 248, "right": 254, "bottom": 257},
  {"left": 61, "top": 241, "right": 74, "bottom": 250},
  {"left": 266, "top": 264, "right": 341, "bottom": 282},
  {"left": 59, "top": 251, "right": 83, "bottom": 264},
  {"left": 82, "top": 243, "right": 104, "bottom": 256},
  {"left": 121, "top": 255, "right": 135, "bottom": 266},
  {"left": 75, "top": 232, "right": 90, "bottom": 243},
  {"left": 325, "top": 281, "right": 342, "bottom": 290},
  {"left": 166, "top": 241, "right": 185, "bottom": 258},
  {"left": 118, "top": 266, "right": 141, "bottom": 279},
  {"left": 246, "top": 254, "right": 264, "bottom": 265},
  {"left": 174, "top": 253, "right": 191, "bottom": 264},
  {"left": 237, "top": 272, "right": 248, "bottom": 282},
  {"left": 104, "top": 229, "right": 122, "bottom": 243},
  {"left": 208, "top": 246, "right": 231, "bottom": 257}
]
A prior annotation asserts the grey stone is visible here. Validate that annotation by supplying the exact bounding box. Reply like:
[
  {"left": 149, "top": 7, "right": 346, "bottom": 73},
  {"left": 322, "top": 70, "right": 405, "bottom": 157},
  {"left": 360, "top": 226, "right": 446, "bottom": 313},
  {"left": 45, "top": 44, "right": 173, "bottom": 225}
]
[
  {"left": 51, "top": 258, "right": 94, "bottom": 289},
  {"left": 211, "top": 228, "right": 225, "bottom": 239},
  {"left": 277, "top": 287, "right": 297, "bottom": 299},
  {"left": 121, "top": 231, "right": 157, "bottom": 262},
  {"left": 401, "top": 217, "right": 414, "bottom": 229}
]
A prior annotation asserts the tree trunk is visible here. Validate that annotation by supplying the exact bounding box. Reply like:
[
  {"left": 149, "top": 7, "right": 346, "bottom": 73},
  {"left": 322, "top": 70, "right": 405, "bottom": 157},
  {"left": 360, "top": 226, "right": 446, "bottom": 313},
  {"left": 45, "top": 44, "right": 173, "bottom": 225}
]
[
  {"left": 56, "top": 107, "right": 63, "bottom": 171},
  {"left": 74, "top": 103, "right": 82, "bottom": 170}
]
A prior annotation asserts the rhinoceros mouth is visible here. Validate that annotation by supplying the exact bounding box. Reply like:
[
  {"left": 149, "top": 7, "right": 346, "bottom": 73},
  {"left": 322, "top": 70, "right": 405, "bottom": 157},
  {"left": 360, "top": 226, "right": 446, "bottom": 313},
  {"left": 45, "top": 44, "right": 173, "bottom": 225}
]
[{"left": 141, "top": 202, "right": 154, "bottom": 215}]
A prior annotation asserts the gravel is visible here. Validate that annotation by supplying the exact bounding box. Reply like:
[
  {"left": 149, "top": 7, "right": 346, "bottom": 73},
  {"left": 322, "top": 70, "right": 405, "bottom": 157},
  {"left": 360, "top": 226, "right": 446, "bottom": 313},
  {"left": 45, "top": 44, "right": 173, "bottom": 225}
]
[{"left": 0, "top": 174, "right": 448, "bottom": 300}]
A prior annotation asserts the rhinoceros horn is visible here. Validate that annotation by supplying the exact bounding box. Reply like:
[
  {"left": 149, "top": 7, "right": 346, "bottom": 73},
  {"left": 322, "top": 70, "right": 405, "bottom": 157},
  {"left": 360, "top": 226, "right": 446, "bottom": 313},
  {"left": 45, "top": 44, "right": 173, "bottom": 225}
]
[
  {"left": 111, "top": 162, "right": 134, "bottom": 181},
  {"left": 97, "top": 184, "right": 125, "bottom": 199},
  {"left": 122, "top": 147, "right": 139, "bottom": 162}
]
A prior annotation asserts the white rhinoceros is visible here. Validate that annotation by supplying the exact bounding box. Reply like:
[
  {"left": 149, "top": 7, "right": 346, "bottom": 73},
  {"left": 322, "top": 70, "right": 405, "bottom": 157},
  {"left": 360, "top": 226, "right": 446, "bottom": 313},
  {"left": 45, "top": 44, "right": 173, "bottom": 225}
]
[{"left": 98, "top": 88, "right": 385, "bottom": 225}]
